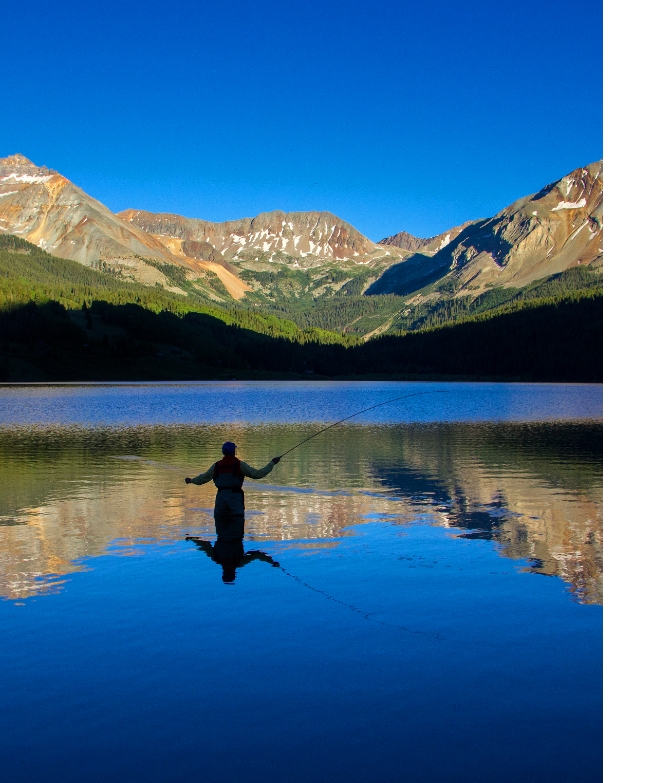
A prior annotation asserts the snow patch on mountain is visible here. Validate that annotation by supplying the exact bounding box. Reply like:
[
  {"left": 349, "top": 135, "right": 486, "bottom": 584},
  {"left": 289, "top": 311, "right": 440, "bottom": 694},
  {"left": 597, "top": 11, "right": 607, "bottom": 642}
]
[
  {"left": 1, "top": 173, "right": 53, "bottom": 184},
  {"left": 552, "top": 198, "right": 587, "bottom": 211}
]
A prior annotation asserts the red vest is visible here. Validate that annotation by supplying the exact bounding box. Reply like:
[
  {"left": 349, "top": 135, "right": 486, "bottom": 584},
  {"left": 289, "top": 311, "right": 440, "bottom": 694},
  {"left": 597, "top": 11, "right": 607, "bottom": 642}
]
[{"left": 213, "top": 455, "right": 244, "bottom": 486}]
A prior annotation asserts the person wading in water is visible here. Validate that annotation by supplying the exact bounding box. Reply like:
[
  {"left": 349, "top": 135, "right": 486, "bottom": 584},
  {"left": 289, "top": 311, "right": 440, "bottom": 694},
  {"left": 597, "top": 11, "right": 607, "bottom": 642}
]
[{"left": 185, "top": 442, "right": 281, "bottom": 542}]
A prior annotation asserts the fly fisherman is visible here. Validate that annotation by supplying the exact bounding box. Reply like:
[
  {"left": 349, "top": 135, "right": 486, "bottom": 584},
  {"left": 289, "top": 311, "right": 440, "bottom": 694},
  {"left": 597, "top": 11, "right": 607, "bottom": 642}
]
[{"left": 185, "top": 442, "right": 281, "bottom": 541}]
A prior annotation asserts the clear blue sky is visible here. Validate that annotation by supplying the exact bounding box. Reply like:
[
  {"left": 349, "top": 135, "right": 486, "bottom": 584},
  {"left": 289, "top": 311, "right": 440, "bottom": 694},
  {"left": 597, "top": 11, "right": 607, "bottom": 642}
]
[{"left": 1, "top": 0, "right": 602, "bottom": 241}]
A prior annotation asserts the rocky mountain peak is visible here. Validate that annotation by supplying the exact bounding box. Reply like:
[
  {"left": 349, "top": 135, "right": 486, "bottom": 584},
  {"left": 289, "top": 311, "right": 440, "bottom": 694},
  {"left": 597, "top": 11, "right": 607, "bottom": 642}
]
[
  {"left": 370, "top": 161, "right": 603, "bottom": 296},
  {"left": 527, "top": 160, "right": 602, "bottom": 212},
  {"left": 2, "top": 153, "right": 35, "bottom": 166},
  {"left": 119, "top": 208, "right": 394, "bottom": 266},
  {"left": 379, "top": 221, "right": 478, "bottom": 255},
  {"left": 0, "top": 153, "right": 58, "bottom": 183},
  {"left": 0, "top": 154, "right": 195, "bottom": 290},
  {"left": 378, "top": 231, "right": 428, "bottom": 252}
]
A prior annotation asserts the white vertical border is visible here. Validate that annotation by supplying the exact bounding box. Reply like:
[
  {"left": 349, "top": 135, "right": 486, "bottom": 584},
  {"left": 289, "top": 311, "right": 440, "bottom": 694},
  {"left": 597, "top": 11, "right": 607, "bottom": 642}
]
[{"left": 604, "top": 0, "right": 644, "bottom": 779}]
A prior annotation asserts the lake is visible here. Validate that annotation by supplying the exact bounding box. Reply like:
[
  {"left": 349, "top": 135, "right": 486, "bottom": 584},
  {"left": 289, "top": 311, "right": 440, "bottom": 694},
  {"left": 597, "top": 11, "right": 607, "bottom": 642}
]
[{"left": 0, "top": 382, "right": 602, "bottom": 782}]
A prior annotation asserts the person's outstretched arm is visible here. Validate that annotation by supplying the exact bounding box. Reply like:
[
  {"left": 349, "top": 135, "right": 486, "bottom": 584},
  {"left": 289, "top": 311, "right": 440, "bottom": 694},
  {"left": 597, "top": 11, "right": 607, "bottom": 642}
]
[
  {"left": 185, "top": 536, "right": 218, "bottom": 561},
  {"left": 185, "top": 463, "right": 216, "bottom": 485},
  {"left": 241, "top": 550, "right": 280, "bottom": 567},
  {"left": 240, "top": 456, "right": 281, "bottom": 480}
]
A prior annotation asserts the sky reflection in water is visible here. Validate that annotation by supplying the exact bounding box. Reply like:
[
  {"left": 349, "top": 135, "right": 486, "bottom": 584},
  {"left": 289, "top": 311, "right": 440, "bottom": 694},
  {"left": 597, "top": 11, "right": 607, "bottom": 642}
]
[{"left": 0, "top": 383, "right": 602, "bottom": 783}]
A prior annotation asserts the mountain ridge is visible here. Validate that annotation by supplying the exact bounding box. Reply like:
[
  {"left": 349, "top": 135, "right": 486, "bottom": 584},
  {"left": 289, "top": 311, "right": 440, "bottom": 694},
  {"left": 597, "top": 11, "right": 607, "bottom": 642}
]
[
  {"left": 378, "top": 221, "right": 478, "bottom": 254},
  {"left": 0, "top": 153, "right": 193, "bottom": 285},
  {"left": 0, "top": 154, "right": 405, "bottom": 299},
  {"left": 368, "top": 161, "right": 602, "bottom": 296},
  {"left": 1, "top": 153, "right": 602, "bottom": 330},
  {"left": 118, "top": 208, "right": 398, "bottom": 267}
]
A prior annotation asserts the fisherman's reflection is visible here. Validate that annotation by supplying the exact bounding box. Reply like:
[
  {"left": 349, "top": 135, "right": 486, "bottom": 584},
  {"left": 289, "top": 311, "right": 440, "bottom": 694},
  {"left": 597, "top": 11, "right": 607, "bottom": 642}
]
[{"left": 186, "top": 536, "right": 280, "bottom": 584}]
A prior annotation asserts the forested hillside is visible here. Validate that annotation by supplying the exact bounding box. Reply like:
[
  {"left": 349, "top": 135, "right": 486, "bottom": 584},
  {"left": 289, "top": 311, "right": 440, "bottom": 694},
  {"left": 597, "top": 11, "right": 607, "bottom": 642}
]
[
  {"left": 249, "top": 265, "right": 602, "bottom": 336},
  {"left": 0, "top": 235, "right": 353, "bottom": 346},
  {"left": 0, "top": 236, "right": 601, "bottom": 383}
]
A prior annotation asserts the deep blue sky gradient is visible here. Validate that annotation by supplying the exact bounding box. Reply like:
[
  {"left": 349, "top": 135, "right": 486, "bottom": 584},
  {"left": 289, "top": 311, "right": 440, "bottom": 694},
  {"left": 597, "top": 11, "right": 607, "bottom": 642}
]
[{"left": 1, "top": 0, "right": 602, "bottom": 240}]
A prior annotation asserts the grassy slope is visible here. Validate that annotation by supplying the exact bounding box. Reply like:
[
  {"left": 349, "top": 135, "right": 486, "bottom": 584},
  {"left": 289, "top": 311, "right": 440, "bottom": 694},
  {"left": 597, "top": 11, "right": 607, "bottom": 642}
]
[{"left": 238, "top": 263, "right": 404, "bottom": 335}]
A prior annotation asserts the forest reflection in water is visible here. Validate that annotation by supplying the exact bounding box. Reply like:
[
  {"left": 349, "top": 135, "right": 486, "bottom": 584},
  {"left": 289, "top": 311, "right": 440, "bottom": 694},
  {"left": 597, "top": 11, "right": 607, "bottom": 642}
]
[{"left": 0, "top": 420, "right": 602, "bottom": 603}]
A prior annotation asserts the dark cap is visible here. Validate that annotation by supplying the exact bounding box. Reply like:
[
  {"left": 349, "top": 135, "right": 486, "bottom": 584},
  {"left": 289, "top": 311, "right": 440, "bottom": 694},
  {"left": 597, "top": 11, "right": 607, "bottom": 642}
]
[{"left": 222, "top": 441, "right": 237, "bottom": 455}]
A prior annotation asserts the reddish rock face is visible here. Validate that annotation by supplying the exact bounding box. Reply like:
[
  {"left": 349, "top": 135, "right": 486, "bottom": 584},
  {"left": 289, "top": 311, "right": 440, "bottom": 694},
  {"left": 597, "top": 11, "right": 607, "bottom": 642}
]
[
  {"left": 0, "top": 154, "right": 188, "bottom": 279},
  {"left": 181, "top": 239, "right": 235, "bottom": 271},
  {"left": 118, "top": 208, "right": 389, "bottom": 265},
  {"left": 379, "top": 222, "right": 478, "bottom": 254}
]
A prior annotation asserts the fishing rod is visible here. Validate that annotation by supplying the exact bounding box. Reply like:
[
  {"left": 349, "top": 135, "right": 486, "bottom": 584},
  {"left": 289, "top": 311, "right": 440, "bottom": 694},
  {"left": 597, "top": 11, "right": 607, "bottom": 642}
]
[
  {"left": 278, "top": 391, "right": 437, "bottom": 459},
  {"left": 113, "top": 392, "right": 439, "bottom": 468}
]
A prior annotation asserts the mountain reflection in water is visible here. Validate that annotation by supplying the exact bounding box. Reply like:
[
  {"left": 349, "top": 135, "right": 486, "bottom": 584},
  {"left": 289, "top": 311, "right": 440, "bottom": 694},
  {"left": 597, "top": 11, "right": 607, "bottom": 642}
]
[
  {"left": 370, "top": 423, "right": 602, "bottom": 603},
  {"left": 0, "top": 421, "right": 602, "bottom": 603}
]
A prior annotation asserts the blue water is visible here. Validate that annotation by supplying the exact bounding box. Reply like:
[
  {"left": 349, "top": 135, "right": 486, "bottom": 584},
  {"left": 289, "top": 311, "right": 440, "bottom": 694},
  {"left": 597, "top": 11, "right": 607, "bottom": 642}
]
[
  {"left": 0, "top": 380, "right": 602, "bottom": 426},
  {"left": 0, "top": 382, "right": 602, "bottom": 782}
]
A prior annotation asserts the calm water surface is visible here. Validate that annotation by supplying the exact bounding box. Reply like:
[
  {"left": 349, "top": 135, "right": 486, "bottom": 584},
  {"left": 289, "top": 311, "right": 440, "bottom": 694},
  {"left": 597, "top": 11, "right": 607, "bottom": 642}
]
[{"left": 0, "top": 382, "right": 602, "bottom": 783}]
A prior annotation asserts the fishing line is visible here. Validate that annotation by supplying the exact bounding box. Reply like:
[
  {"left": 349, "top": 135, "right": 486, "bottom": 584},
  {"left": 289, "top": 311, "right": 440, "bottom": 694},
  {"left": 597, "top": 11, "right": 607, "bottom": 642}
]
[
  {"left": 111, "top": 391, "right": 443, "bottom": 466},
  {"left": 278, "top": 391, "right": 441, "bottom": 459},
  {"left": 186, "top": 534, "right": 443, "bottom": 637},
  {"left": 276, "top": 562, "right": 444, "bottom": 638}
]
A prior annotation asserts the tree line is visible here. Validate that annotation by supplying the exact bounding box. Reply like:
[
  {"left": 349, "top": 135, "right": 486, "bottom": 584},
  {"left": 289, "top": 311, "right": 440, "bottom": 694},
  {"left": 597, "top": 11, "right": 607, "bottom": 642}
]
[
  {"left": 1, "top": 292, "right": 602, "bottom": 382},
  {"left": 0, "top": 235, "right": 602, "bottom": 382},
  {"left": 0, "top": 235, "right": 355, "bottom": 347}
]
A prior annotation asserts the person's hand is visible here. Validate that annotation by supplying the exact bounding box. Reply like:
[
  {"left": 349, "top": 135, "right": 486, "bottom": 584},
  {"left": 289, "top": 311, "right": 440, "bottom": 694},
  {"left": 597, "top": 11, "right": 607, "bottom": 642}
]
[
  {"left": 272, "top": 456, "right": 281, "bottom": 464},
  {"left": 185, "top": 477, "right": 192, "bottom": 484}
]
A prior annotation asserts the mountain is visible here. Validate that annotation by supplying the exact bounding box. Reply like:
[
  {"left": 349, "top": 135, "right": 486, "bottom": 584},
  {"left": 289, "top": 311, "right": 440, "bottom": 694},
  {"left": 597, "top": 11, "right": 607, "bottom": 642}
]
[
  {"left": 370, "top": 161, "right": 603, "bottom": 296},
  {"left": 0, "top": 155, "right": 177, "bottom": 275},
  {"left": 0, "top": 154, "right": 247, "bottom": 300},
  {"left": 117, "top": 208, "right": 406, "bottom": 310},
  {"left": 118, "top": 208, "right": 401, "bottom": 267},
  {"left": 0, "top": 154, "right": 405, "bottom": 301},
  {"left": 378, "top": 221, "right": 477, "bottom": 253},
  {"left": 1, "top": 153, "right": 603, "bottom": 337}
]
